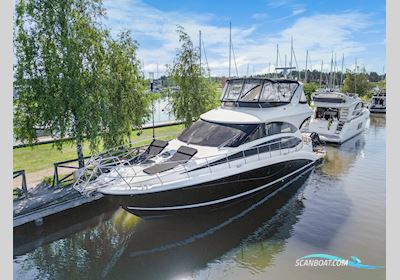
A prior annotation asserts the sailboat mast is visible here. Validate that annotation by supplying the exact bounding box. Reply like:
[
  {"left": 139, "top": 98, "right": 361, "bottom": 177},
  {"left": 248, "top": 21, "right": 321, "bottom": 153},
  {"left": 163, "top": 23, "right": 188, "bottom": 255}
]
[
  {"left": 228, "top": 21, "right": 231, "bottom": 78},
  {"left": 340, "top": 54, "right": 344, "bottom": 87},
  {"left": 333, "top": 53, "right": 337, "bottom": 89},
  {"left": 199, "top": 30, "right": 202, "bottom": 75},
  {"left": 305, "top": 50, "right": 308, "bottom": 83},
  {"left": 319, "top": 60, "right": 323, "bottom": 88},
  {"left": 329, "top": 51, "right": 333, "bottom": 88},
  {"left": 354, "top": 58, "right": 357, "bottom": 94},
  {"left": 275, "top": 44, "right": 279, "bottom": 78},
  {"left": 290, "top": 36, "right": 293, "bottom": 78}
]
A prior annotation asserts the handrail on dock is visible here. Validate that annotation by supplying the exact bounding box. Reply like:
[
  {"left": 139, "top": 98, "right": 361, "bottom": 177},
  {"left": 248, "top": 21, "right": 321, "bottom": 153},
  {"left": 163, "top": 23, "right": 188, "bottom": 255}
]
[{"left": 13, "top": 170, "right": 28, "bottom": 196}]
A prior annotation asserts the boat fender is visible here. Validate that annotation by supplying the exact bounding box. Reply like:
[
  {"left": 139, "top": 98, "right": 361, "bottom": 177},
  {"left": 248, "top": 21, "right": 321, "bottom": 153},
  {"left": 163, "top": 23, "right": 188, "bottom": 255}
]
[{"left": 310, "top": 132, "right": 323, "bottom": 148}]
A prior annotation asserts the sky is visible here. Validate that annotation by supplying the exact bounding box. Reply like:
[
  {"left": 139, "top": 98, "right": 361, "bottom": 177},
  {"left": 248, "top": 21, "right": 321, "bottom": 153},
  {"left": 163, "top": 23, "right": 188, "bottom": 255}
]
[{"left": 103, "top": 0, "right": 386, "bottom": 78}]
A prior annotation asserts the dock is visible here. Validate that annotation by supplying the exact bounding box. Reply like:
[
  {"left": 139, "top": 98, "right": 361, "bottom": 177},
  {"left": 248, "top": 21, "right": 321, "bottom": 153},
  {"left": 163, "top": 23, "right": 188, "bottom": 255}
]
[{"left": 13, "top": 184, "right": 103, "bottom": 227}]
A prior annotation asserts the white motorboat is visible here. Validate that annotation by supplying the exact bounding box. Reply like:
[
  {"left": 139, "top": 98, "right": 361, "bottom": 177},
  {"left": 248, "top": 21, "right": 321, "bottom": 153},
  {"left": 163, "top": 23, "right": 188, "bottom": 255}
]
[
  {"left": 308, "top": 90, "right": 370, "bottom": 144},
  {"left": 369, "top": 91, "right": 386, "bottom": 114},
  {"left": 74, "top": 78, "right": 324, "bottom": 218}
]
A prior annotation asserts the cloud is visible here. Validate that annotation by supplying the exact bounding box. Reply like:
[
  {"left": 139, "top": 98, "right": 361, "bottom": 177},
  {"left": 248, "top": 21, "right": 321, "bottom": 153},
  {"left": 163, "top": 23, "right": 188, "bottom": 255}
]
[
  {"left": 266, "top": 0, "right": 293, "bottom": 8},
  {"left": 252, "top": 13, "right": 269, "bottom": 20},
  {"left": 292, "top": 8, "right": 306, "bottom": 16},
  {"left": 103, "top": 0, "right": 379, "bottom": 76}
]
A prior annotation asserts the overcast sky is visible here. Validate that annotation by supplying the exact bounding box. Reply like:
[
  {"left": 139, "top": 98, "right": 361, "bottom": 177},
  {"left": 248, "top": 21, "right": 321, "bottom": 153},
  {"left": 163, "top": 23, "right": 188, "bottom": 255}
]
[{"left": 103, "top": 0, "right": 386, "bottom": 78}]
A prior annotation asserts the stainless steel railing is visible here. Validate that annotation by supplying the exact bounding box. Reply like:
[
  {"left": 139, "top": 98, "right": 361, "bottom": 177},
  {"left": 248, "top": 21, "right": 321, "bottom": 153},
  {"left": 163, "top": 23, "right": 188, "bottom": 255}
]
[{"left": 74, "top": 136, "right": 304, "bottom": 196}]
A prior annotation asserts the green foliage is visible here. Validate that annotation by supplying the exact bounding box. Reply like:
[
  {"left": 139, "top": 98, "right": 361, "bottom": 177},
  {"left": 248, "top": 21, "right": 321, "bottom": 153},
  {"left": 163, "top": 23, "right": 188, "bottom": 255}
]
[
  {"left": 167, "top": 25, "right": 220, "bottom": 127},
  {"left": 341, "top": 72, "right": 373, "bottom": 97},
  {"left": 303, "top": 82, "right": 318, "bottom": 104},
  {"left": 41, "top": 176, "right": 53, "bottom": 186},
  {"left": 14, "top": 0, "right": 149, "bottom": 164},
  {"left": 100, "top": 31, "right": 150, "bottom": 149},
  {"left": 13, "top": 188, "right": 23, "bottom": 200}
]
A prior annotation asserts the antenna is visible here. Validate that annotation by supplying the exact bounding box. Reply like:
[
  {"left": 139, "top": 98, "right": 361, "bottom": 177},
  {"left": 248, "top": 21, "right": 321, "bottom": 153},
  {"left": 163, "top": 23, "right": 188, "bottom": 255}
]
[{"left": 228, "top": 21, "right": 232, "bottom": 78}]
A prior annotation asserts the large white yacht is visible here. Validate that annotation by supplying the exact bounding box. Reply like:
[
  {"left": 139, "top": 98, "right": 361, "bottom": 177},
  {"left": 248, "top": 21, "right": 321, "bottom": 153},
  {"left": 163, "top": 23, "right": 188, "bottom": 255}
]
[
  {"left": 74, "top": 78, "right": 323, "bottom": 218},
  {"left": 369, "top": 91, "right": 386, "bottom": 114},
  {"left": 308, "top": 90, "right": 370, "bottom": 144}
]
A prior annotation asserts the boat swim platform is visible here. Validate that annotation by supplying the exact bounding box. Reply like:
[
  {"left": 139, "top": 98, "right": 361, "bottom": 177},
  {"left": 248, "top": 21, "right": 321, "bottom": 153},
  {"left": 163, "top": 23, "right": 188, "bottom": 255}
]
[{"left": 13, "top": 184, "right": 103, "bottom": 228}]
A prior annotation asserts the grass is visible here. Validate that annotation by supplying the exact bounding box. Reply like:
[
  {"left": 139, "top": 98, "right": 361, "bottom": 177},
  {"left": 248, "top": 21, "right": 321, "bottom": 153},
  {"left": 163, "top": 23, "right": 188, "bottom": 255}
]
[{"left": 13, "top": 124, "right": 185, "bottom": 174}]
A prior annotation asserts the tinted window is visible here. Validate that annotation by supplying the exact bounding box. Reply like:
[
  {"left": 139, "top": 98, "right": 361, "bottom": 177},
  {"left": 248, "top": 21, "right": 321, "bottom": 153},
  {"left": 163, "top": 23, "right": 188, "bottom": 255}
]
[
  {"left": 245, "top": 124, "right": 266, "bottom": 143},
  {"left": 265, "top": 122, "right": 297, "bottom": 136},
  {"left": 178, "top": 120, "right": 258, "bottom": 147}
]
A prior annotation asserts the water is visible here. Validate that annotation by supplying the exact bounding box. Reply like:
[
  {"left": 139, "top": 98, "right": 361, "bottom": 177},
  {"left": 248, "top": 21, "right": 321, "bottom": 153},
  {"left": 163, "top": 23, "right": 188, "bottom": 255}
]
[
  {"left": 145, "top": 97, "right": 175, "bottom": 125},
  {"left": 13, "top": 115, "right": 386, "bottom": 280}
]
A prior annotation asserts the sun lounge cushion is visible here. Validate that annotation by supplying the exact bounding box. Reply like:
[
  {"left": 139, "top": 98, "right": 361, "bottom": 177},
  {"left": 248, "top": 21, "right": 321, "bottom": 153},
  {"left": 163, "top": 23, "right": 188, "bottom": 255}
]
[
  {"left": 131, "top": 139, "right": 169, "bottom": 164},
  {"left": 143, "top": 146, "right": 198, "bottom": 175}
]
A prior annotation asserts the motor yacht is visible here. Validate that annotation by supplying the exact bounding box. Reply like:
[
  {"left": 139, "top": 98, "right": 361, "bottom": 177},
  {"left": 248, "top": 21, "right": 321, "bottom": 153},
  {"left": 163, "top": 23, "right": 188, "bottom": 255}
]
[
  {"left": 369, "top": 91, "right": 386, "bottom": 114},
  {"left": 308, "top": 90, "right": 370, "bottom": 144},
  {"left": 74, "top": 78, "right": 323, "bottom": 218}
]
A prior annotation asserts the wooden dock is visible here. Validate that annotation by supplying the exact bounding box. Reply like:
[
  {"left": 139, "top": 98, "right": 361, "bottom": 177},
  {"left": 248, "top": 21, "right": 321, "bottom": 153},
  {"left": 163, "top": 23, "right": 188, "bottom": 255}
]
[{"left": 13, "top": 184, "right": 103, "bottom": 227}]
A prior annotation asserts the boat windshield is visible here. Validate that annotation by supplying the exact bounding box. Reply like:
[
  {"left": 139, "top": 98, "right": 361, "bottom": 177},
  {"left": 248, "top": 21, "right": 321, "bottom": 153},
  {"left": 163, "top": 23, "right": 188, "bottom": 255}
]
[
  {"left": 177, "top": 120, "right": 258, "bottom": 147},
  {"left": 222, "top": 79, "right": 298, "bottom": 103}
]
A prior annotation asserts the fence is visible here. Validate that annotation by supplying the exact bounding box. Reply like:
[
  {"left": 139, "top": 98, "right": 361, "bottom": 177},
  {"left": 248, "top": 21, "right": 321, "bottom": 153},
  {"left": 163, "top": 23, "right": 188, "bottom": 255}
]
[{"left": 13, "top": 170, "right": 28, "bottom": 196}]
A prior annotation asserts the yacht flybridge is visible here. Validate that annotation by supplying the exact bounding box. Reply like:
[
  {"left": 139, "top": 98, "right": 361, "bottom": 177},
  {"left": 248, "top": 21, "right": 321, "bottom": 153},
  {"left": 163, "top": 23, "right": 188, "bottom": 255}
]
[
  {"left": 308, "top": 90, "right": 370, "bottom": 144},
  {"left": 369, "top": 91, "right": 386, "bottom": 114},
  {"left": 74, "top": 78, "right": 323, "bottom": 218}
]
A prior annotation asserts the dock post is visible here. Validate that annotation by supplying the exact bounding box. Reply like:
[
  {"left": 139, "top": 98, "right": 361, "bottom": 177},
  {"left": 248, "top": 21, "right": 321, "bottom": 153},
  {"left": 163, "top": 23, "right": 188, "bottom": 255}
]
[
  {"left": 21, "top": 170, "right": 27, "bottom": 196},
  {"left": 54, "top": 163, "right": 60, "bottom": 187}
]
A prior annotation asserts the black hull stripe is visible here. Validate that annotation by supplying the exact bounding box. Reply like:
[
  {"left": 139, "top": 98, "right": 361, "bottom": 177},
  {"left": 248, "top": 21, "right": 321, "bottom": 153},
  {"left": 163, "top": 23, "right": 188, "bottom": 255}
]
[{"left": 127, "top": 160, "right": 315, "bottom": 211}]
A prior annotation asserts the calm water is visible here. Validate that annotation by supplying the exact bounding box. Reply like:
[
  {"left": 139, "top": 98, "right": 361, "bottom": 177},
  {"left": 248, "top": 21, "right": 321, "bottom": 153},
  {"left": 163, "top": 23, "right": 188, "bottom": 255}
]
[
  {"left": 13, "top": 115, "right": 386, "bottom": 280},
  {"left": 145, "top": 97, "right": 175, "bottom": 125}
]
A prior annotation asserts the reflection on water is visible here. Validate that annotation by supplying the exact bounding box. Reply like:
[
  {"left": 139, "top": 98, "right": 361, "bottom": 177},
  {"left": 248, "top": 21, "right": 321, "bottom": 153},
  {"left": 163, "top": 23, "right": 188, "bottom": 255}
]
[
  {"left": 14, "top": 115, "right": 386, "bottom": 280},
  {"left": 321, "top": 135, "right": 366, "bottom": 178}
]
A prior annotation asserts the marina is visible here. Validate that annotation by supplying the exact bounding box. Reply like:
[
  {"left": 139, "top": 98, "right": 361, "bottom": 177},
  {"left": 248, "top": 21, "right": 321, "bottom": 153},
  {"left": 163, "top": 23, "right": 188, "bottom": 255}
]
[
  {"left": 10, "top": 0, "right": 387, "bottom": 279},
  {"left": 13, "top": 114, "right": 386, "bottom": 280}
]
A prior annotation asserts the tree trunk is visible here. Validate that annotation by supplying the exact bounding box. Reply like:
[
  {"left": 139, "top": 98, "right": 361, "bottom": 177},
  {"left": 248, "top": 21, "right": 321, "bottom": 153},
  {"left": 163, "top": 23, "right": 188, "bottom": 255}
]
[{"left": 76, "top": 140, "right": 85, "bottom": 168}]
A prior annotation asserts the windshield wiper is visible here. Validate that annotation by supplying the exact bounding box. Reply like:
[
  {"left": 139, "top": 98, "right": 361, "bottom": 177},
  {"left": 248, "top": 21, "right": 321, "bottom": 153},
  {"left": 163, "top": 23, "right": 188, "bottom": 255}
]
[{"left": 239, "top": 85, "right": 261, "bottom": 100}]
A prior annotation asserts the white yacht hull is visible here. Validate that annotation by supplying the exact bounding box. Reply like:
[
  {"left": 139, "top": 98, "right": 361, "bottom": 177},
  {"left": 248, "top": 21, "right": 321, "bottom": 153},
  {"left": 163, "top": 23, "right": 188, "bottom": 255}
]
[{"left": 309, "top": 110, "right": 370, "bottom": 144}]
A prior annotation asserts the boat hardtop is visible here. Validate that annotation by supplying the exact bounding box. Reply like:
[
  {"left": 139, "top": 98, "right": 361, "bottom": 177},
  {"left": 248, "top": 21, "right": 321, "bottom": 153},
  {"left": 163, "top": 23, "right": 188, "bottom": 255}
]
[{"left": 312, "top": 91, "right": 360, "bottom": 108}]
